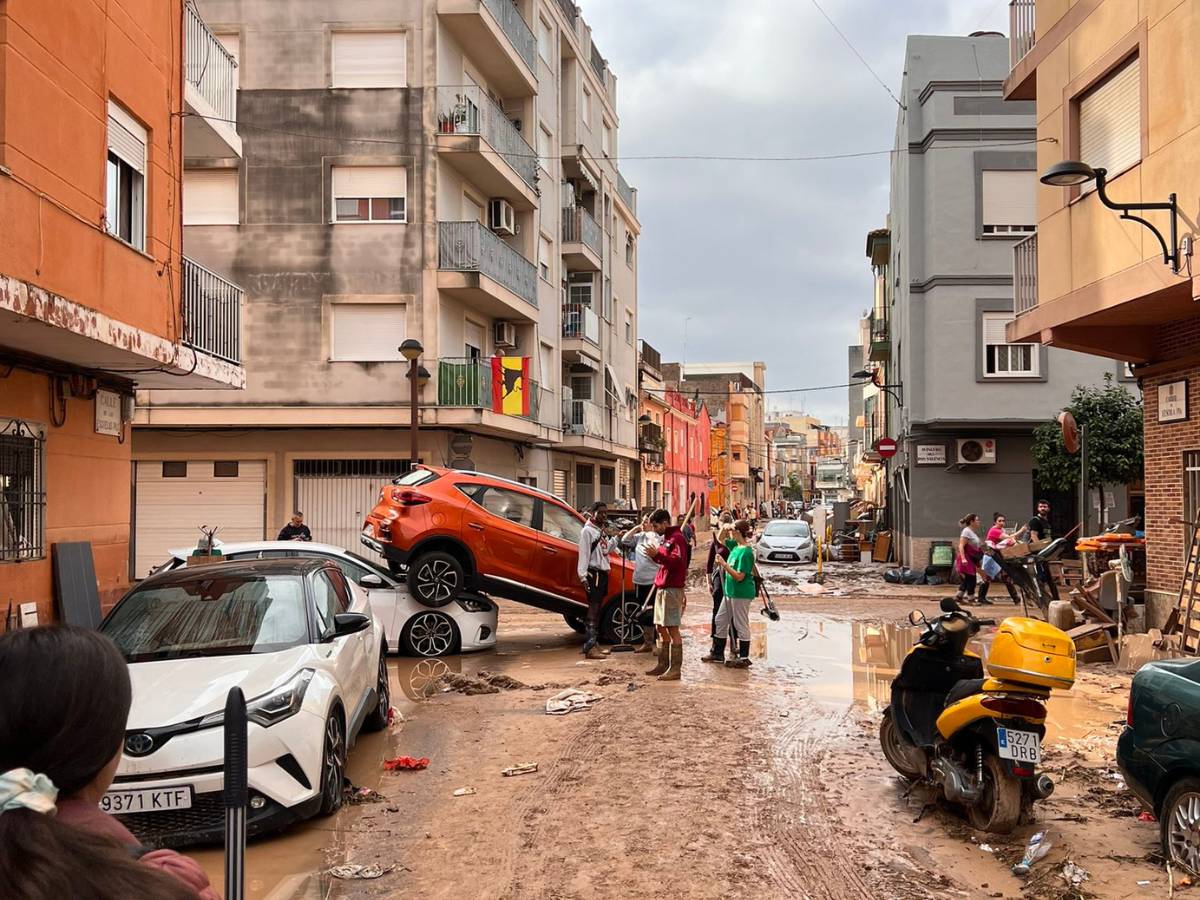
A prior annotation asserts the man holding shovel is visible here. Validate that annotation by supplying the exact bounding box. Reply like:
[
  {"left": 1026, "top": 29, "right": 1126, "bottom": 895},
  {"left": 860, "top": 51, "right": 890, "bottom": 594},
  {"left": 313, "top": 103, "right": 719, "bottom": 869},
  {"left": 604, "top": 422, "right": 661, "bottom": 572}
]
[{"left": 644, "top": 505, "right": 691, "bottom": 681}]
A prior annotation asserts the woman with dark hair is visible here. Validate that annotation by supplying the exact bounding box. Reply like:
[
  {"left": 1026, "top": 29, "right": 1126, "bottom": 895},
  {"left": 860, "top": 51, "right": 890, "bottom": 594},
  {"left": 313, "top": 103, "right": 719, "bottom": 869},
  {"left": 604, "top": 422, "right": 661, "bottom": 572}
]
[
  {"left": 954, "top": 513, "right": 986, "bottom": 604},
  {"left": 0, "top": 625, "right": 218, "bottom": 900}
]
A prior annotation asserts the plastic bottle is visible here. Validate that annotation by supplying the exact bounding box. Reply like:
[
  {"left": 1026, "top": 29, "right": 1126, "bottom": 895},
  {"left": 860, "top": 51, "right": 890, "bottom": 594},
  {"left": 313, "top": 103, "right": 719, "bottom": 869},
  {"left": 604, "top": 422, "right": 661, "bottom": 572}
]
[{"left": 1012, "top": 831, "right": 1051, "bottom": 876}]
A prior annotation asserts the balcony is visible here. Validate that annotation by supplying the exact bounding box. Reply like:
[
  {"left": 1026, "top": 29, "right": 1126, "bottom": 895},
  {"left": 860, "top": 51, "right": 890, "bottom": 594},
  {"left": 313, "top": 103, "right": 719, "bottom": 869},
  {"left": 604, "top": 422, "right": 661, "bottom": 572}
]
[
  {"left": 616, "top": 169, "right": 637, "bottom": 217},
  {"left": 436, "top": 358, "right": 540, "bottom": 421},
  {"left": 562, "top": 302, "right": 600, "bottom": 346},
  {"left": 561, "top": 207, "right": 602, "bottom": 271},
  {"left": 438, "top": 0, "right": 537, "bottom": 96},
  {"left": 183, "top": 5, "right": 241, "bottom": 158},
  {"left": 1004, "top": 0, "right": 1037, "bottom": 100},
  {"left": 555, "top": 0, "right": 577, "bottom": 26},
  {"left": 563, "top": 398, "right": 607, "bottom": 439},
  {"left": 435, "top": 87, "right": 539, "bottom": 209},
  {"left": 638, "top": 339, "right": 661, "bottom": 379},
  {"left": 182, "top": 257, "right": 242, "bottom": 365},
  {"left": 1012, "top": 232, "right": 1038, "bottom": 316},
  {"left": 437, "top": 221, "right": 539, "bottom": 321},
  {"left": 589, "top": 42, "right": 606, "bottom": 82},
  {"left": 868, "top": 311, "right": 891, "bottom": 362}
]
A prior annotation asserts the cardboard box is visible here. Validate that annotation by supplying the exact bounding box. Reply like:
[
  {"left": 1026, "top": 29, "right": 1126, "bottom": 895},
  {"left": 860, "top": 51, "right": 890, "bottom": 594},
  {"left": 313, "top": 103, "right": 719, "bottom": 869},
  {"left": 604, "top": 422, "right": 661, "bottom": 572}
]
[
  {"left": 1000, "top": 541, "right": 1031, "bottom": 559},
  {"left": 186, "top": 554, "right": 225, "bottom": 567}
]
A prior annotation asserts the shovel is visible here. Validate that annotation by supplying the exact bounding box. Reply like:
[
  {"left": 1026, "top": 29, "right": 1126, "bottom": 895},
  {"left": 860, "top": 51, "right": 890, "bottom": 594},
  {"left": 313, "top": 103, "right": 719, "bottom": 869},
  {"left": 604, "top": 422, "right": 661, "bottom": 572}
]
[{"left": 223, "top": 687, "right": 248, "bottom": 900}]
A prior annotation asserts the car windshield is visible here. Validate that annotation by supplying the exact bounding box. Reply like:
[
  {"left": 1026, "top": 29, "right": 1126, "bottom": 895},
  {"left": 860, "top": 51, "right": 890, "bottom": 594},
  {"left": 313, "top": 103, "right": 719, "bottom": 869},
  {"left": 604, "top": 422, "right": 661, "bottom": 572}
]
[
  {"left": 765, "top": 522, "right": 811, "bottom": 538},
  {"left": 102, "top": 574, "right": 311, "bottom": 662}
]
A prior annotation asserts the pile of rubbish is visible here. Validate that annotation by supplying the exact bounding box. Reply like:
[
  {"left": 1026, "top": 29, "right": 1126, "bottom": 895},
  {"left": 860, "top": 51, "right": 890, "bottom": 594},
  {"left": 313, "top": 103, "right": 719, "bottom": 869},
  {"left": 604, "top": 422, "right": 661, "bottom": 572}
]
[{"left": 881, "top": 566, "right": 948, "bottom": 586}]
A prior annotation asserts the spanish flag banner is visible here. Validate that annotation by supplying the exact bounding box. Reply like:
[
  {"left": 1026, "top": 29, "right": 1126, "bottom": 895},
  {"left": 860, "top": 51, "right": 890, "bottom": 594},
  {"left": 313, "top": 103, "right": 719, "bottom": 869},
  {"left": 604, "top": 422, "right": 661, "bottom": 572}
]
[{"left": 491, "top": 356, "right": 530, "bottom": 416}]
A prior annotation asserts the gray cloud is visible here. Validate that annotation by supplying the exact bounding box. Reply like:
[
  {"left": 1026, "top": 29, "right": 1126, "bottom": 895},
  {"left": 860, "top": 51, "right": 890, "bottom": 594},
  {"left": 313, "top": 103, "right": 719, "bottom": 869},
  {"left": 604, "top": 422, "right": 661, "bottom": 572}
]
[{"left": 584, "top": 0, "right": 1009, "bottom": 422}]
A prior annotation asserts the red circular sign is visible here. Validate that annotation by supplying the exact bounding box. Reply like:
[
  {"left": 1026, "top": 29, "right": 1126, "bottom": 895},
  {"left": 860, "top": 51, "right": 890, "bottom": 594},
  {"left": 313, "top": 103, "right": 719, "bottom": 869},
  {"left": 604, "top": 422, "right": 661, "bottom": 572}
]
[{"left": 875, "top": 437, "right": 898, "bottom": 459}]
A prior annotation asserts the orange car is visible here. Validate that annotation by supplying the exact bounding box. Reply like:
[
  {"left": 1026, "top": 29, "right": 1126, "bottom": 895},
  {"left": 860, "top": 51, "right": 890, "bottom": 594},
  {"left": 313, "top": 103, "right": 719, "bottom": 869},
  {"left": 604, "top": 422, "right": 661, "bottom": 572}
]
[{"left": 361, "top": 467, "right": 642, "bottom": 643}]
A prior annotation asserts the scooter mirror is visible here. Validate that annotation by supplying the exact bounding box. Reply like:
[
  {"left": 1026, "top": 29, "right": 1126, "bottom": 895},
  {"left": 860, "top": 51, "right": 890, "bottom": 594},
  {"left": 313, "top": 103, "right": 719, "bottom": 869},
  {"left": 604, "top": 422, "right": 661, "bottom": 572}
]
[{"left": 908, "top": 609, "right": 926, "bottom": 626}]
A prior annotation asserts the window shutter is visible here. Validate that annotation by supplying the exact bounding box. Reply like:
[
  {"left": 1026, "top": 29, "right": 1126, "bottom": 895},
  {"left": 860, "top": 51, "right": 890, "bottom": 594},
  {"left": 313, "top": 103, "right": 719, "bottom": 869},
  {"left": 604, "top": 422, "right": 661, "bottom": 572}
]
[
  {"left": 107, "top": 101, "right": 146, "bottom": 174},
  {"left": 982, "top": 313, "right": 1011, "bottom": 347},
  {"left": 330, "top": 304, "right": 406, "bottom": 361},
  {"left": 183, "top": 170, "right": 239, "bottom": 225},
  {"left": 331, "top": 32, "right": 407, "bottom": 88},
  {"left": 982, "top": 171, "right": 1036, "bottom": 227},
  {"left": 1079, "top": 55, "right": 1140, "bottom": 177},
  {"left": 552, "top": 469, "right": 568, "bottom": 500},
  {"left": 332, "top": 166, "right": 406, "bottom": 198}
]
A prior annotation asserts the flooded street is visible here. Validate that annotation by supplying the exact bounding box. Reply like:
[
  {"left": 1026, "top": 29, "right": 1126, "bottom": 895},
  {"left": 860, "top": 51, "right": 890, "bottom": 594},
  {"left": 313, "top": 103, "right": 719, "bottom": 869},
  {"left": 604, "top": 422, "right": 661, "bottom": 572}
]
[{"left": 190, "top": 568, "right": 1167, "bottom": 899}]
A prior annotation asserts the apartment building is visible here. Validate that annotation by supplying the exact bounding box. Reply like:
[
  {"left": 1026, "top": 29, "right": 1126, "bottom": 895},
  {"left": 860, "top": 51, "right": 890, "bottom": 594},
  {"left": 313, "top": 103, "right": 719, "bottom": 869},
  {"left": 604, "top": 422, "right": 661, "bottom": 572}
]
[
  {"left": 130, "top": 0, "right": 641, "bottom": 569},
  {"left": 1002, "top": 0, "right": 1195, "bottom": 624},
  {"left": 660, "top": 388, "right": 711, "bottom": 520},
  {"left": 0, "top": 2, "right": 244, "bottom": 618},
  {"left": 881, "top": 33, "right": 1122, "bottom": 568},
  {"left": 637, "top": 338, "right": 666, "bottom": 510}
]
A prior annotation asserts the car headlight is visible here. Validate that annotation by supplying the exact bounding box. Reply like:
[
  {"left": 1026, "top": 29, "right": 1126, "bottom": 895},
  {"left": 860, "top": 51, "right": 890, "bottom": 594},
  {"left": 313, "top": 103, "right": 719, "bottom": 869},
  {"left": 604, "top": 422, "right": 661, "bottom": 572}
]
[
  {"left": 758, "top": 541, "right": 772, "bottom": 550},
  {"left": 198, "top": 669, "right": 316, "bottom": 729},
  {"left": 455, "top": 595, "right": 491, "bottom": 613}
]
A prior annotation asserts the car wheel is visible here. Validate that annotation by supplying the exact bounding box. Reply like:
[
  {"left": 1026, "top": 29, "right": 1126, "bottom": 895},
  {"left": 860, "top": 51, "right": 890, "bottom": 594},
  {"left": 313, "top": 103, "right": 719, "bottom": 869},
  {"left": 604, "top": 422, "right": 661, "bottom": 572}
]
[
  {"left": 318, "top": 711, "right": 346, "bottom": 816},
  {"left": 408, "top": 551, "right": 464, "bottom": 608},
  {"left": 403, "top": 611, "right": 459, "bottom": 658},
  {"left": 1162, "top": 777, "right": 1200, "bottom": 873},
  {"left": 362, "top": 644, "right": 391, "bottom": 732},
  {"left": 563, "top": 614, "right": 587, "bottom": 634},
  {"left": 601, "top": 595, "right": 645, "bottom": 645}
]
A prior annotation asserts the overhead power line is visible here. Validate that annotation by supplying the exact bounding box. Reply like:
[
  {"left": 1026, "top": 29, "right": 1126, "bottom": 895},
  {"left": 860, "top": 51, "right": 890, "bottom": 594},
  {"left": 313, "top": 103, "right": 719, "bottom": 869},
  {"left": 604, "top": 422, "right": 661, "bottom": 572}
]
[{"left": 807, "top": 0, "right": 907, "bottom": 111}]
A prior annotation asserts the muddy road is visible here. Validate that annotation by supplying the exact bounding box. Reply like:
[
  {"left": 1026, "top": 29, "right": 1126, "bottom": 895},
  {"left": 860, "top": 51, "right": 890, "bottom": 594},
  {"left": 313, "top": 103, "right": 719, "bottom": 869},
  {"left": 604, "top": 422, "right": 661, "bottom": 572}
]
[{"left": 203, "top": 564, "right": 1172, "bottom": 899}]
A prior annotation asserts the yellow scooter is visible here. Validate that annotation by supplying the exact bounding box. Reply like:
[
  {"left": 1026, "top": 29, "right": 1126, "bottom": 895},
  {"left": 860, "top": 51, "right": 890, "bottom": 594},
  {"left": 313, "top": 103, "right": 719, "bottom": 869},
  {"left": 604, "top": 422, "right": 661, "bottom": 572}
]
[{"left": 879, "top": 599, "right": 1076, "bottom": 833}]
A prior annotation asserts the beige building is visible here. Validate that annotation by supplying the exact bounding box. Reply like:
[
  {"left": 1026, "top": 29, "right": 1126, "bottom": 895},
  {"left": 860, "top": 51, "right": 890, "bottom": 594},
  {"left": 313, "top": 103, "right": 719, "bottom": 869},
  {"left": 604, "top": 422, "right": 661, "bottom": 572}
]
[{"left": 131, "top": 0, "right": 641, "bottom": 570}]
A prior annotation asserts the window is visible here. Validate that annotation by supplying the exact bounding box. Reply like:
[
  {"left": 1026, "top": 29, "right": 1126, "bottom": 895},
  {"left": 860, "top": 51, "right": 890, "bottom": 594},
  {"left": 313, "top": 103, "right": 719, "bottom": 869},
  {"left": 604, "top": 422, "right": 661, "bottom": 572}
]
[
  {"left": 568, "top": 271, "right": 593, "bottom": 307},
  {"left": 312, "top": 572, "right": 340, "bottom": 637},
  {"left": 106, "top": 101, "right": 146, "bottom": 250},
  {"left": 330, "top": 303, "right": 407, "bottom": 361},
  {"left": 1078, "top": 54, "right": 1140, "bottom": 182},
  {"left": 552, "top": 469, "right": 568, "bottom": 500},
  {"left": 1184, "top": 451, "right": 1200, "bottom": 560},
  {"left": 465, "top": 319, "right": 486, "bottom": 359},
  {"left": 517, "top": 475, "right": 538, "bottom": 487},
  {"left": 602, "top": 277, "right": 612, "bottom": 320},
  {"left": 0, "top": 420, "right": 45, "bottom": 562},
  {"left": 213, "top": 461, "right": 240, "bottom": 477},
  {"left": 625, "top": 234, "right": 634, "bottom": 266},
  {"left": 982, "top": 313, "right": 1038, "bottom": 378},
  {"left": 539, "top": 341, "right": 555, "bottom": 391},
  {"left": 332, "top": 166, "right": 406, "bottom": 223},
  {"left": 581, "top": 85, "right": 592, "bottom": 126},
  {"left": 331, "top": 32, "right": 407, "bottom": 88},
  {"left": 537, "top": 125, "right": 552, "bottom": 173},
  {"left": 541, "top": 501, "right": 582, "bottom": 543},
  {"left": 183, "top": 170, "right": 239, "bottom": 225},
  {"left": 602, "top": 120, "right": 612, "bottom": 157},
  {"left": 162, "top": 462, "right": 188, "bottom": 477},
  {"left": 538, "top": 234, "right": 553, "bottom": 282},
  {"left": 570, "top": 374, "right": 593, "bottom": 400},
  {"left": 479, "top": 488, "right": 536, "bottom": 528},
  {"left": 625, "top": 309, "right": 633, "bottom": 344},
  {"left": 537, "top": 16, "right": 553, "bottom": 63},
  {"left": 981, "top": 171, "right": 1035, "bottom": 235}
]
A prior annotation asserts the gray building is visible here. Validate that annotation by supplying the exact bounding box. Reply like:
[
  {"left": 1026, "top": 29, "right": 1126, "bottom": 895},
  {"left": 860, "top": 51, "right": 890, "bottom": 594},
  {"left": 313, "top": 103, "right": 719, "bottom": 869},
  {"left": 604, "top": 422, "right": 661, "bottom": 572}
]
[{"left": 879, "top": 33, "right": 1126, "bottom": 567}]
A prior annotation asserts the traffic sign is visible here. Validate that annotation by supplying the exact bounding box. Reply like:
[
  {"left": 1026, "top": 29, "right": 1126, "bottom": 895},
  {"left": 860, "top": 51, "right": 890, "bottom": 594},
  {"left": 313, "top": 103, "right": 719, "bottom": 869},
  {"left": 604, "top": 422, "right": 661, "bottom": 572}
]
[{"left": 874, "top": 437, "right": 898, "bottom": 459}]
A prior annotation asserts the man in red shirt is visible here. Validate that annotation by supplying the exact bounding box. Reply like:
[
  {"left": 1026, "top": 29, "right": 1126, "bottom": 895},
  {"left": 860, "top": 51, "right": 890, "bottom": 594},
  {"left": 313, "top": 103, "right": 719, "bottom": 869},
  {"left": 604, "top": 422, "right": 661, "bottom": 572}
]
[{"left": 644, "top": 508, "right": 689, "bottom": 681}]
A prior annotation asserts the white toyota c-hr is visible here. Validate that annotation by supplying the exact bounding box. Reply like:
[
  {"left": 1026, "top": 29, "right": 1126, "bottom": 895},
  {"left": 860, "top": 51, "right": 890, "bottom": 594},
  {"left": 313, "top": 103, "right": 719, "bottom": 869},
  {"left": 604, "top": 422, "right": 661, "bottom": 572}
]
[{"left": 98, "top": 556, "right": 389, "bottom": 848}]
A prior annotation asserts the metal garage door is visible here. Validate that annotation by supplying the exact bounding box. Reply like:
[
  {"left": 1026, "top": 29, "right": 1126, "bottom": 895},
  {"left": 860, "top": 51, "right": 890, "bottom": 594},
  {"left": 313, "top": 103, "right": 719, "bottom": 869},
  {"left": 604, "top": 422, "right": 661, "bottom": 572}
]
[
  {"left": 294, "top": 459, "right": 411, "bottom": 553},
  {"left": 134, "top": 460, "right": 266, "bottom": 577}
]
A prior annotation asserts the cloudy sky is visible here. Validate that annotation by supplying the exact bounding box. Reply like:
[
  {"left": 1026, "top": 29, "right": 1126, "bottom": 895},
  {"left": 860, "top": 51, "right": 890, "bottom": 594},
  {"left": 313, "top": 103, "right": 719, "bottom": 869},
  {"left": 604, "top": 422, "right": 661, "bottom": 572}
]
[{"left": 583, "top": 0, "right": 1010, "bottom": 422}]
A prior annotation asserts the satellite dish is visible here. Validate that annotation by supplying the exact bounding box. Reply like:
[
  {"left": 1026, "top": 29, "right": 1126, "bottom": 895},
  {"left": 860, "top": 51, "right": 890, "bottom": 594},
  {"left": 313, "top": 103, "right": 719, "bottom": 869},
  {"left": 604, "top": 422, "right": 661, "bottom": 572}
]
[{"left": 1057, "top": 411, "right": 1079, "bottom": 454}]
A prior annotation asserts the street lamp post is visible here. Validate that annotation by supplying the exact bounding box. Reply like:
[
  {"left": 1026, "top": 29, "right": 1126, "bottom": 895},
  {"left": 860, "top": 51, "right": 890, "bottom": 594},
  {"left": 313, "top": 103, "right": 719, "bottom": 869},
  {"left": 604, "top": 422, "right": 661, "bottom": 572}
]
[{"left": 400, "top": 340, "right": 428, "bottom": 466}]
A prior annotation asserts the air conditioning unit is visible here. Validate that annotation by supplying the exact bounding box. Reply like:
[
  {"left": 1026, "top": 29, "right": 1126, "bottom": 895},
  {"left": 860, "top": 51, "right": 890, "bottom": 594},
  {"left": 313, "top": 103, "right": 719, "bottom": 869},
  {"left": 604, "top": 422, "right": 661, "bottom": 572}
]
[
  {"left": 956, "top": 438, "right": 997, "bottom": 465},
  {"left": 489, "top": 199, "right": 516, "bottom": 236},
  {"left": 493, "top": 321, "right": 517, "bottom": 349}
]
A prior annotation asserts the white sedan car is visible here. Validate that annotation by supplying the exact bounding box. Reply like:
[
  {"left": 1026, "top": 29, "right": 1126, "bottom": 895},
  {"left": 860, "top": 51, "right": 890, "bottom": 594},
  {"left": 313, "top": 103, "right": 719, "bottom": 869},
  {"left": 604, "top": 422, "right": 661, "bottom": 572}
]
[
  {"left": 755, "top": 520, "right": 816, "bottom": 564},
  {"left": 99, "top": 556, "right": 388, "bottom": 848},
  {"left": 156, "top": 541, "right": 498, "bottom": 658}
]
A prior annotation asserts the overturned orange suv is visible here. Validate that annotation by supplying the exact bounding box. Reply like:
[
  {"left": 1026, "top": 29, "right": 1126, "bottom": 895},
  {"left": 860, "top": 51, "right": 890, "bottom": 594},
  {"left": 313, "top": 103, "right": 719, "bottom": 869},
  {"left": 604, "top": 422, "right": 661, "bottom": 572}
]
[{"left": 361, "top": 467, "right": 640, "bottom": 643}]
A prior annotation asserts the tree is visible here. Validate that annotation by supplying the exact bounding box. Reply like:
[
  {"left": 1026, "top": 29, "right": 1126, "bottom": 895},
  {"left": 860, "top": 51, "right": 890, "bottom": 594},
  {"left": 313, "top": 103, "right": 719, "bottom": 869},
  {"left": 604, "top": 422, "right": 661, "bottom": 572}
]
[{"left": 1031, "top": 374, "right": 1143, "bottom": 493}]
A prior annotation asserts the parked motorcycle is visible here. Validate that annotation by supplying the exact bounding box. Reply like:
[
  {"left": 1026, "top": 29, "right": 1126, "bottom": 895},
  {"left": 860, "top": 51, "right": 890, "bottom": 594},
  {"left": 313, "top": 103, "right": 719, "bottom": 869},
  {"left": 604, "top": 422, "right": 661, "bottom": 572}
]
[{"left": 879, "top": 599, "right": 1076, "bottom": 833}]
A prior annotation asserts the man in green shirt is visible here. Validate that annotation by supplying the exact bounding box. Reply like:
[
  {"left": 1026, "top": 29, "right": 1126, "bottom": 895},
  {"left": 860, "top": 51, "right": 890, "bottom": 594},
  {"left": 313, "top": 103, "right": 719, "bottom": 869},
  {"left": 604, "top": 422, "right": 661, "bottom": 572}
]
[{"left": 705, "top": 519, "right": 757, "bottom": 668}]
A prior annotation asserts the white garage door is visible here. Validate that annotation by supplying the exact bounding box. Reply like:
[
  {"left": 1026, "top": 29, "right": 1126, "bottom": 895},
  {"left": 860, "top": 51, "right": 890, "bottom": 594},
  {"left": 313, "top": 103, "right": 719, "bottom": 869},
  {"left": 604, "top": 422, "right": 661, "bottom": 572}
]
[
  {"left": 134, "top": 460, "right": 266, "bottom": 577},
  {"left": 293, "top": 459, "right": 412, "bottom": 554}
]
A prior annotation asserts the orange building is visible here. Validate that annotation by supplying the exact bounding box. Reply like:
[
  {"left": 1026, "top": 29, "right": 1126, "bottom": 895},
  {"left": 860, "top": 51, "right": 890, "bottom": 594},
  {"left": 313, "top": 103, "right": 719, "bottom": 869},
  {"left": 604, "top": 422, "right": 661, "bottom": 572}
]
[{"left": 0, "top": 1, "right": 243, "bottom": 621}]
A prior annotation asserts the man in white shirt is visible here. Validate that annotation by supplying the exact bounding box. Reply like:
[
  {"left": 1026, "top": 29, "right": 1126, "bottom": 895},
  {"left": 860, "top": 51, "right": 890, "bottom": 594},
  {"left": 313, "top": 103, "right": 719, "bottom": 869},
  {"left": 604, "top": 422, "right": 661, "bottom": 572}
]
[{"left": 577, "top": 501, "right": 611, "bottom": 660}]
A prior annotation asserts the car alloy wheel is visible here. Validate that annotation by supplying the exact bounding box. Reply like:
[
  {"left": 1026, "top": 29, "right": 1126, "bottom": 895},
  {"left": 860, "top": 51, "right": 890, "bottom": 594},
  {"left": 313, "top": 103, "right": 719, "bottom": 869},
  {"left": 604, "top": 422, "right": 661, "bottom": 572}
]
[
  {"left": 319, "top": 713, "right": 346, "bottom": 816},
  {"left": 363, "top": 647, "right": 391, "bottom": 732},
  {"left": 1165, "top": 783, "right": 1200, "bottom": 873},
  {"left": 406, "top": 611, "right": 456, "bottom": 657},
  {"left": 603, "top": 596, "right": 645, "bottom": 645},
  {"left": 412, "top": 554, "right": 462, "bottom": 607}
]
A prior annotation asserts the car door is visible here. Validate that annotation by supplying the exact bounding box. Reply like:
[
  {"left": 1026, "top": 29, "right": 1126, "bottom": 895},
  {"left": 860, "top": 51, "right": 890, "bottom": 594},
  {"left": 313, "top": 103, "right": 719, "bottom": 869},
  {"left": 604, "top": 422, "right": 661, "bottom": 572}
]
[
  {"left": 459, "top": 486, "right": 539, "bottom": 587},
  {"left": 536, "top": 499, "right": 589, "bottom": 604},
  {"left": 317, "top": 553, "right": 401, "bottom": 647},
  {"left": 312, "top": 569, "right": 370, "bottom": 723}
]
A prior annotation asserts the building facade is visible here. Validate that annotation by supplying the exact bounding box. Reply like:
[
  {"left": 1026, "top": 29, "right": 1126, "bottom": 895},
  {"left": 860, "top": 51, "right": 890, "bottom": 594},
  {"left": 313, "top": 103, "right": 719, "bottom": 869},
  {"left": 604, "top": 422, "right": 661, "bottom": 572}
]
[
  {"left": 0, "top": 2, "right": 244, "bottom": 618},
  {"left": 637, "top": 339, "right": 666, "bottom": 510},
  {"left": 1003, "top": 0, "right": 1194, "bottom": 624},
  {"left": 661, "top": 389, "right": 711, "bottom": 521},
  {"left": 130, "top": 0, "right": 641, "bottom": 571},
  {"left": 881, "top": 33, "right": 1124, "bottom": 568}
]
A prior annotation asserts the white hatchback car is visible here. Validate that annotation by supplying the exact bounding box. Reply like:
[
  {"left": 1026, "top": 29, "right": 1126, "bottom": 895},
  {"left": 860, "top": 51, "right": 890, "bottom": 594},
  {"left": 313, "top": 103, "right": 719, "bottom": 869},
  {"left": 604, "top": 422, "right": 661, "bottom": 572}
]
[
  {"left": 155, "top": 541, "right": 498, "bottom": 658},
  {"left": 755, "top": 520, "right": 816, "bottom": 564},
  {"left": 99, "top": 556, "right": 389, "bottom": 848}
]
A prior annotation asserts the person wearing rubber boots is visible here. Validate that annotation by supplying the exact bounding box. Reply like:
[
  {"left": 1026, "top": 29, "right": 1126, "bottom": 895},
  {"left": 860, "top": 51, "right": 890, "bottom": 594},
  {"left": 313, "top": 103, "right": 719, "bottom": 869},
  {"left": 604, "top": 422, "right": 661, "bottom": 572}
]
[
  {"left": 622, "top": 515, "right": 659, "bottom": 654},
  {"left": 577, "top": 501, "right": 611, "bottom": 660},
  {"left": 644, "top": 508, "right": 688, "bottom": 681},
  {"left": 709, "top": 519, "right": 757, "bottom": 668}
]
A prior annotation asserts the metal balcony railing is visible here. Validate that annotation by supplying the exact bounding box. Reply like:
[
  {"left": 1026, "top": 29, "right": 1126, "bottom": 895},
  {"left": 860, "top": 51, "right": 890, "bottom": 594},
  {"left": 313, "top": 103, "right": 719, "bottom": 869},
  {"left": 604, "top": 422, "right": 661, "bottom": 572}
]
[
  {"left": 616, "top": 169, "right": 636, "bottom": 215},
  {"left": 563, "top": 398, "right": 606, "bottom": 438},
  {"left": 182, "top": 257, "right": 242, "bottom": 365},
  {"left": 589, "top": 43, "right": 606, "bottom": 81},
  {"left": 562, "top": 302, "right": 600, "bottom": 345},
  {"left": 476, "top": 0, "right": 536, "bottom": 72},
  {"left": 1009, "top": 0, "right": 1036, "bottom": 70},
  {"left": 1013, "top": 232, "right": 1038, "bottom": 315},
  {"left": 562, "top": 207, "right": 602, "bottom": 257},
  {"left": 438, "top": 221, "right": 538, "bottom": 306},
  {"left": 638, "top": 339, "right": 661, "bottom": 373},
  {"left": 555, "top": 0, "right": 577, "bottom": 26},
  {"left": 184, "top": 5, "right": 238, "bottom": 126},
  {"left": 437, "top": 357, "right": 538, "bottom": 420},
  {"left": 435, "top": 86, "right": 539, "bottom": 190}
]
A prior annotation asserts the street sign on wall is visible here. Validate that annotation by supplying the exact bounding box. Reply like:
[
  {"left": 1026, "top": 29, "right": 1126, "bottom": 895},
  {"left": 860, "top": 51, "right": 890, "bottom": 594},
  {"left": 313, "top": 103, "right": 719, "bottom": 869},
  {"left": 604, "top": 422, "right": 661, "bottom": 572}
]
[{"left": 874, "top": 437, "right": 898, "bottom": 459}]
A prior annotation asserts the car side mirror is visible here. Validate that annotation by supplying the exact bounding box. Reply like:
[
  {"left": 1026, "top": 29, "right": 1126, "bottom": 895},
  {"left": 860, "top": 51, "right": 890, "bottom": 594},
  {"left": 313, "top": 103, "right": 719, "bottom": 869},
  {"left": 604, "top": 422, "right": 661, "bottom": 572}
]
[
  {"left": 359, "top": 573, "right": 385, "bottom": 589},
  {"left": 333, "top": 612, "right": 371, "bottom": 638},
  {"left": 908, "top": 609, "right": 926, "bottom": 626}
]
